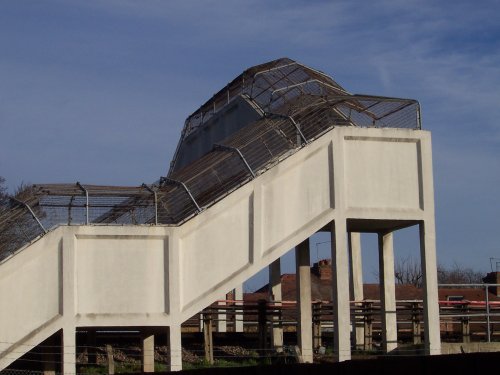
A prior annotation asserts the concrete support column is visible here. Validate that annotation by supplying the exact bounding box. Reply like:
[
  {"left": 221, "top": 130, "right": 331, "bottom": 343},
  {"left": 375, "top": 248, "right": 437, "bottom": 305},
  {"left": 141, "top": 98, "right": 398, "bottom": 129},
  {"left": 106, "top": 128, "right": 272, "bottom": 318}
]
[
  {"left": 331, "top": 220, "right": 351, "bottom": 362},
  {"left": 62, "top": 328, "right": 76, "bottom": 375},
  {"left": 168, "top": 325, "right": 182, "bottom": 372},
  {"left": 269, "top": 258, "right": 284, "bottom": 351},
  {"left": 378, "top": 231, "right": 397, "bottom": 352},
  {"left": 142, "top": 331, "right": 155, "bottom": 373},
  {"left": 234, "top": 285, "right": 244, "bottom": 333},
  {"left": 419, "top": 221, "right": 441, "bottom": 355},
  {"left": 348, "top": 232, "right": 364, "bottom": 350},
  {"left": 295, "top": 240, "right": 313, "bottom": 363}
]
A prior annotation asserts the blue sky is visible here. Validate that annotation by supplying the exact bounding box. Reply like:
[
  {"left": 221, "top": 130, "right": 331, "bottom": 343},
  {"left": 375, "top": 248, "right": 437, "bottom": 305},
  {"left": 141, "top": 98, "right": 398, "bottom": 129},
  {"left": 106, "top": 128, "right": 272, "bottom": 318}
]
[{"left": 1, "top": 0, "right": 499, "bottom": 288}]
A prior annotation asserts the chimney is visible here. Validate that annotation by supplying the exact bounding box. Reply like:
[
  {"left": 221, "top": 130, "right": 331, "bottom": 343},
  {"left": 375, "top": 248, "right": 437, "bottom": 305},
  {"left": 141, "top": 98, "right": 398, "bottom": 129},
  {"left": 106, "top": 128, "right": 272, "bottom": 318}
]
[
  {"left": 483, "top": 272, "right": 500, "bottom": 297},
  {"left": 312, "top": 259, "right": 332, "bottom": 281}
]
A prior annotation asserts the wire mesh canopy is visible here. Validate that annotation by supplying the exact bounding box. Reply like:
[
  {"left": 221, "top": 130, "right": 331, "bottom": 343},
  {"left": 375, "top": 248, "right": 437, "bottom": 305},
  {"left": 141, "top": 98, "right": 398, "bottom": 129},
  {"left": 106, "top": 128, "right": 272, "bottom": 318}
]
[{"left": 0, "top": 58, "right": 421, "bottom": 261}]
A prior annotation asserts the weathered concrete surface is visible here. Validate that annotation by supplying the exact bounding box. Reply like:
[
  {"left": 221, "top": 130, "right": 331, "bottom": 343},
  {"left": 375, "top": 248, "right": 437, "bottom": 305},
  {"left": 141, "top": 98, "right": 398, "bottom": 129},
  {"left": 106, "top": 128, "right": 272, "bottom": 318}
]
[
  {"left": 0, "top": 127, "right": 440, "bottom": 371},
  {"left": 441, "top": 342, "right": 500, "bottom": 354}
]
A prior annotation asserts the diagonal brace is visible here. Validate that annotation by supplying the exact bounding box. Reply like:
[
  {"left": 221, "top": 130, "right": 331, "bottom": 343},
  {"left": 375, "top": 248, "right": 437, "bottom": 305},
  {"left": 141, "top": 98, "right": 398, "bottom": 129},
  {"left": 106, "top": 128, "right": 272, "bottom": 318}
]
[
  {"left": 160, "top": 177, "right": 202, "bottom": 213},
  {"left": 10, "top": 197, "right": 47, "bottom": 234},
  {"left": 213, "top": 144, "right": 256, "bottom": 178}
]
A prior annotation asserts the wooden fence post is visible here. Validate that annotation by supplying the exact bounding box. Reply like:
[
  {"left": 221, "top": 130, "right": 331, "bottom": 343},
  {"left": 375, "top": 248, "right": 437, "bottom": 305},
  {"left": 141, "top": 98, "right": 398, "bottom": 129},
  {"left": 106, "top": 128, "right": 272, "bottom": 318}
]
[
  {"left": 363, "top": 301, "right": 373, "bottom": 351},
  {"left": 412, "top": 302, "right": 422, "bottom": 345},
  {"left": 313, "top": 302, "right": 322, "bottom": 349},
  {"left": 462, "top": 303, "right": 470, "bottom": 343},
  {"left": 203, "top": 312, "right": 214, "bottom": 364},
  {"left": 258, "top": 299, "right": 268, "bottom": 357},
  {"left": 106, "top": 344, "right": 114, "bottom": 375}
]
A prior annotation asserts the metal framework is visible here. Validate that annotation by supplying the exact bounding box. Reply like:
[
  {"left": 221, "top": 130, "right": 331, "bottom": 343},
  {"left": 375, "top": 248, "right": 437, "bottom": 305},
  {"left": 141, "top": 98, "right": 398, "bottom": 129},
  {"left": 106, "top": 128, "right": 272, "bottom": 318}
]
[{"left": 0, "top": 58, "right": 422, "bottom": 261}]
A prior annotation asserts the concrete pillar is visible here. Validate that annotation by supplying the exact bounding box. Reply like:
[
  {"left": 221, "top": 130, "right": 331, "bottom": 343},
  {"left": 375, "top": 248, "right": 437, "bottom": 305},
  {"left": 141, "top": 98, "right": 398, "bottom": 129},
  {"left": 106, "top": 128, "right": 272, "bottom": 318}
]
[
  {"left": 348, "top": 232, "right": 364, "bottom": 350},
  {"left": 269, "top": 258, "right": 284, "bottom": 351},
  {"left": 62, "top": 328, "right": 76, "bottom": 375},
  {"left": 168, "top": 325, "right": 182, "bottom": 371},
  {"left": 295, "top": 240, "right": 313, "bottom": 363},
  {"left": 142, "top": 331, "right": 155, "bottom": 373},
  {"left": 419, "top": 221, "right": 441, "bottom": 355},
  {"left": 331, "top": 220, "right": 351, "bottom": 361},
  {"left": 217, "top": 294, "right": 227, "bottom": 333},
  {"left": 234, "top": 285, "right": 244, "bottom": 333},
  {"left": 378, "top": 231, "right": 398, "bottom": 352}
]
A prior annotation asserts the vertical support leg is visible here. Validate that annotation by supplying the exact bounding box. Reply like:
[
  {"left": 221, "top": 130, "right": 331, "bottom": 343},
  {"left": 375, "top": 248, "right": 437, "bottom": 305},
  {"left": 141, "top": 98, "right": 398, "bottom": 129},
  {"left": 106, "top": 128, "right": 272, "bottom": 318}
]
[
  {"left": 378, "top": 231, "right": 397, "bottom": 352},
  {"left": 142, "top": 330, "right": 155, "bottom": 373},
  {"left": 348, "top": 232, "right": 364, "bottom": 350},
  {"left": 168, "top": 325, "right": 182, "bottom": 371},
  {"left": 62, "top": 328, "right": 76, "bottom": 375},
  {"left": 295, "top": 239, "right": 313, "bottom": 363},
  {"left": 269, "top": 258, "right": 284, "bottom": 352},
  {"left": 203, "top": 314, "right": 214, "bottom": 365},
  {"left": 331, "top": 220, "right": 351, "bottom": 361},
  {"left": 234, "top": 285, "right": 244, "bottom": 333},
  {"left": 419, "top": 221, "right": 441, "bottom": 355}
]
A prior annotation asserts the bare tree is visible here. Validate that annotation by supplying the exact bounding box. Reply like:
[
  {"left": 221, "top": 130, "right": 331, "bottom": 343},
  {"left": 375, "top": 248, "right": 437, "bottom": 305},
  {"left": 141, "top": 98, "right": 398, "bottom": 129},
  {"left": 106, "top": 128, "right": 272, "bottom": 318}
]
[
  {"left": 394, "top": 256, "right": 423, "bottom": 287},
  {"left": 392, "top": 256, "right": 484, "bottom": 287},
  {"left": 0, "top": 176, "right": 7, "bottom": 207},
  {"left": 437, "top": 262, "right": 484, "bottom": 284}
]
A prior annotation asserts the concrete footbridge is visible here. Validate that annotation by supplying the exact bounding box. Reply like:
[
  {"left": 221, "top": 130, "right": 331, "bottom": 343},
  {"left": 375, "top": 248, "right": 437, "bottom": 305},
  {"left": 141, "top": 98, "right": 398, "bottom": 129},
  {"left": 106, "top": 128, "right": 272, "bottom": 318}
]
[{"left": 0, "top": 58, "right": 441, "bottom": 373}]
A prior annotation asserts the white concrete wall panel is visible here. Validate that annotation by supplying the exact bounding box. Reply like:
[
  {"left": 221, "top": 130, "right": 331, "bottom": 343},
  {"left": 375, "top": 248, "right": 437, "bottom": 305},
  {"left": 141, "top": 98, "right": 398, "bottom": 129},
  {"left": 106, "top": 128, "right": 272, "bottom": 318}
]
[
  {"left": 0, "top": 232, "right": 61, "bottom": 353},
  {"left": 261, "top": 143, "right": 333, "bottom": 252},
  {"left": 179, "top": 193, "right": 252, "bottom": 311},
  {"left": 344, "top": 136, "right": 422, "bottom": 210},
  {"left": 75, "top": 235, "right": 167, "bottom": 314}
]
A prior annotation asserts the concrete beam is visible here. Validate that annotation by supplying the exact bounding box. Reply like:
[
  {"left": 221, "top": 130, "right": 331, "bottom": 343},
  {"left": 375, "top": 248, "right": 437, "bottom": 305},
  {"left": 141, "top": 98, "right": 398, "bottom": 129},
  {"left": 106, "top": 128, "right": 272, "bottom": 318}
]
[
  {"left": 331, "top": 220, "right": 351, "bottom": 362},
  {"left": 295, "top": 240, "right": 313, "bottom": 363},
  {"left": 378, "top": 231, "right": 397, "bottom": 352}
]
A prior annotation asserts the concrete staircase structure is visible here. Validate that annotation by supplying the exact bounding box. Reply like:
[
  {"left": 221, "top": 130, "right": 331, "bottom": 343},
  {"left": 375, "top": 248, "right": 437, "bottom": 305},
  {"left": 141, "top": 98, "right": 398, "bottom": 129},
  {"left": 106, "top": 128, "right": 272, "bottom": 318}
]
[{"left": 0, "top": 59, "right": 441, "bottom": 372}]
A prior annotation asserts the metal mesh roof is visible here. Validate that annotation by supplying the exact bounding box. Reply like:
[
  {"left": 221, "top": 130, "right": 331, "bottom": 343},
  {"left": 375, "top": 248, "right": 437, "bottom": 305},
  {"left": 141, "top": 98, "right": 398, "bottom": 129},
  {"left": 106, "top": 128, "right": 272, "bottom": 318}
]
[{"left": 0, "top": 58, "right": 421, "bottom": 261}]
